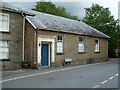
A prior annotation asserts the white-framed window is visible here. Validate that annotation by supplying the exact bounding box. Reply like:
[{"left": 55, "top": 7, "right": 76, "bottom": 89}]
[
  {"left": 78, "top": 37, "right": 85, "bottom": 52},
  {"left": 0, "top": 13, "right": 9, "bottom": 32},
  {"left": 57, "top": 35, "right": 63, "bottom": 53},
  {"left": 0, "top": 41, "right": 9, "bottom": 59},
  {"left": 95, "top": 39, "right": 100, "bottom": 52}
]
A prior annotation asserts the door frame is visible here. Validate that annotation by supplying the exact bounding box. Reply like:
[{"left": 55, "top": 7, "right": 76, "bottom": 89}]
[{"left": 37, "top": 36, "right": 55, "bottom": 67}]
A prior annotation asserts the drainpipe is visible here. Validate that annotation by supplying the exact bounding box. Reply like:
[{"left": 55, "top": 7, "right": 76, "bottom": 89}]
[
  {"left": 22, "top": 12, "right": 25, "bottom": 61},
  {"left": 34, "top": 29, "right": 38, "bottom": 68}
]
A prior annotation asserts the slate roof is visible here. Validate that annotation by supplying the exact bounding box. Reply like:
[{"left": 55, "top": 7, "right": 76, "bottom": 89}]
[
  {"left": 0, "top": 2, "right": 34, "bottom": 16},
  {"left": 27, "top": 11, "right": 109, "bottom": 38},
  {"left": 0, "top": 2, "right": 109, "bottom": 38}
]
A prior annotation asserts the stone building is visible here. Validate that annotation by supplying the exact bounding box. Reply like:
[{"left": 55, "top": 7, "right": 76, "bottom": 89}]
[
  {"left": 25, "top": 11, "right": 109, "bottom": 68},
  {"left": 0, "top": 2, "right": 34, "bottom": 69},
  {"left": 1, "top": 2, "right": 109, "bottom": 69}
]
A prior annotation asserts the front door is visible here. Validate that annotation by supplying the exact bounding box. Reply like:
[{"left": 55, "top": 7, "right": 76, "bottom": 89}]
[{"left": 41, "top": 44, "right": 49, "bottom": 66}]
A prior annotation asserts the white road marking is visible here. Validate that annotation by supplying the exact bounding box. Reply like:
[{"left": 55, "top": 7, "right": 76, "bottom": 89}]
[
  {"left": 115, "top": 74, "right": 119, "bottom": 76},
  {"left": 109, "top": 77, "right": 114, "bottom": 80},
  {"left": 93, "top": 73, "right": 118, "bottom": 88},
  {"left": 101, "top": 80, "right": 107, "bottom": 84},
  {"left": 93, "top": 85, "right": 100, "bottom": 88}
]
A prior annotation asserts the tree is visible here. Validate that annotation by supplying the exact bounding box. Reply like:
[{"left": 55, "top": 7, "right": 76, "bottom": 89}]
[
  {"left": 83, "top": 4, "right": 120, "bottom": 57},
  {"left": 32, "top": 0, "right": 80, "bottom": 21}
]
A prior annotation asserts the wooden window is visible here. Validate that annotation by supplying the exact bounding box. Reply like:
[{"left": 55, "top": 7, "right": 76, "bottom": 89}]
[
  {"left": 0, "top": 13, "right": 9, "bottom": 32},
  {"left": 78, "top": 37, "right": 85, "bottom": 52},
  {"left": 57, "top": 35, "right": 63, "bottom": 53},
  {"left": 95, "top": 39, "right": 99, "bottom": 52},
  {"left": 0, "top": 41, "right": 9, "bottom": 59}
]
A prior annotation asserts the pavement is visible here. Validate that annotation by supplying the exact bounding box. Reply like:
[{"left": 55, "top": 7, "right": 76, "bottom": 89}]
[
  {"left": 2, "top": 69, "right": 31, "bottom": 76},
  {"left": 2, "top": 58, "right": 119, "bottom": 76},
  {"left": 1, "top": 58, "right": 120, "bottom": 88}
]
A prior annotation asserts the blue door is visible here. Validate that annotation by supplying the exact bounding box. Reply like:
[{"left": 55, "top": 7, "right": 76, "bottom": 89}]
[{"left": 41, "top": 44, "right": 49, "bottom": 66}]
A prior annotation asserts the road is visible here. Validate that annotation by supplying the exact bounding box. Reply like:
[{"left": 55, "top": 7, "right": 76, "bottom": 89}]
[{"left": 2, "top": 58, "right": 119, "bottom": 88}]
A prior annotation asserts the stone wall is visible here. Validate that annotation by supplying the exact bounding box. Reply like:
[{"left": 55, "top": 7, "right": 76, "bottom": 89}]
[{"left": 1, "top": 11, "right": 23, "bottom": 70}]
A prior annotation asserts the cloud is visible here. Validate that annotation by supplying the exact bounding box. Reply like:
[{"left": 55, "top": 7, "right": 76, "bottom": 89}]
[{"left": 4, "top": 0, "right": 119, "bottom": 19}]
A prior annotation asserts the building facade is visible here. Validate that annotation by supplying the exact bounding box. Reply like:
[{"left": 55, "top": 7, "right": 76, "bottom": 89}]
[
  {"left": 25, "top": 11, "right": 109, "bottom": 68},
  {"left": 1, "top": 2, "right": 109, "bottom": 69},
  {"left": 0, "top": 2, "right": 34, "bottom": 69}
]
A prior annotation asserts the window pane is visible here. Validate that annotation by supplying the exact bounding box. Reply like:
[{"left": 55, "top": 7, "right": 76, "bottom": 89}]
[
  {"left": 78, "top": 43, "right": 84, "bottom": 52},
  {"left": 2, "top": 14, "right": 8, "bottom": 21},
  {"left": 95, "top": 40, "right": 99, "bottom": 52},
  {"left": 78, "top": 37, "right": 85, "bottom": 52},
  {"left": 0, "top": 41, "right": 8, "bottom": 46},
  {"left": 79, "top": 38, "right": 82, "bottom": 42},
  {"left": 95, "top": 44, "right": 99, "bottom": 51},
  {"left": 57, "top": 35, "right": 63, "bottom": 53},
  {"left": 2, "top": 20, "right": 6, "bottom": 30},
  {"left": 59, "top": 42, "right": 63, "bottom": 47},
  {"left": 58, "top": 35, "right": 63, "bottom": 40},
  {"left": 0, "top": 52, "right": 2, "bottom": 59},
  {"left": 0, "top": 14, "right": 2, "bottom": 20},
  {"left": 59, "top": 47, "right": 63, "bottom": 52},
  {"left": 0, "top": 41, "right": 9, "bottom": 59},
  {"left": 57, "top": 42, "right": 63, "bottom": 53},
  {"left": 57, "top": 42, "right": 60, "bottom": 52},
  {"left": 0, "top": 20, "right": 2, "bottom": 30},
  {"left": 0, "top": 52, "right": 8, "bottom": 59},
  {"left": 57, "top": 42, "right": 60, "bottom": 47},
  {"left": 2, "top": 20, "right": 8, "bottom": 31},
  {"left": 95, "top": 40, "right": 98, "bottom": 44},
  {"left": 79, "top": 37, "right": 84, "bottom": 43},
  {"left": 0, "top": 41, "right": 3, "bottom": 46},
  {"left": 0, "top": 14, "right": 9, "bottom": 31},
  {"left": 0, "top": 47, "right": 8, "bottom": 52}
]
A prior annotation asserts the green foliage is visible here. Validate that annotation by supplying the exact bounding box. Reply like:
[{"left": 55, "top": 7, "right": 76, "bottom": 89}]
[
  {"left": 83, "top": 4, "right": 120, "bottom": 57},
  {"left": 32, "top": 0, "right": 80, "bottom": 21}
]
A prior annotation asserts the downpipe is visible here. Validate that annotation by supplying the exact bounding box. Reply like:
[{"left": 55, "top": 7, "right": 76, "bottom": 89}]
[{"left": 22, "top": 12, "right": 25, "bottom": 61}]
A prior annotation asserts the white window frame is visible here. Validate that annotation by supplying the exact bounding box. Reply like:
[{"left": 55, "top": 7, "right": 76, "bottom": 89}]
[
  {"left": 78, "top": 37, "right": 85, "bottom": 53},
  {"left": 0, "top": 41, "right": 9, "bottom": 59},
  {"left": 57, "top": 35, "right": 63, "bottom": 53},
  {"left": 95, "top": 39, "right": 100, "bottom": 52},
  {"left": 0, "top": 13, "right": 10, "bottom": 32}
]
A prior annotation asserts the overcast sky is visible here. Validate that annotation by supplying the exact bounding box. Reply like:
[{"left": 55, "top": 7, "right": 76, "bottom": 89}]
[{"left": 3, "top": 0, "right": 119, "bottom": 19}]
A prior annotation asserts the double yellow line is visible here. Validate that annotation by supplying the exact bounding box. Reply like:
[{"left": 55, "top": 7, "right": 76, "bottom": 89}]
[{"left": 0, "top": 62, "right": 105, "bottom": 83}]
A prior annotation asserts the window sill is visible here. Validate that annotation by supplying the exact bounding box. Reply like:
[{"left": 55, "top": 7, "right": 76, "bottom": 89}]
[
  {"left": 56, "top": 53, "right": 64, "bottom": 55},
  {"left": 0, "top": 59, "right": 10, "bottom": 61},
  {"left": 78, "top": 52, "right": 85, "bottom": 54},
  {"left": 95, "top": 51, "right": 100, "bottom": 53},
  {"left": 0, "top": 31, "right": 10, "bottom": 34}
]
